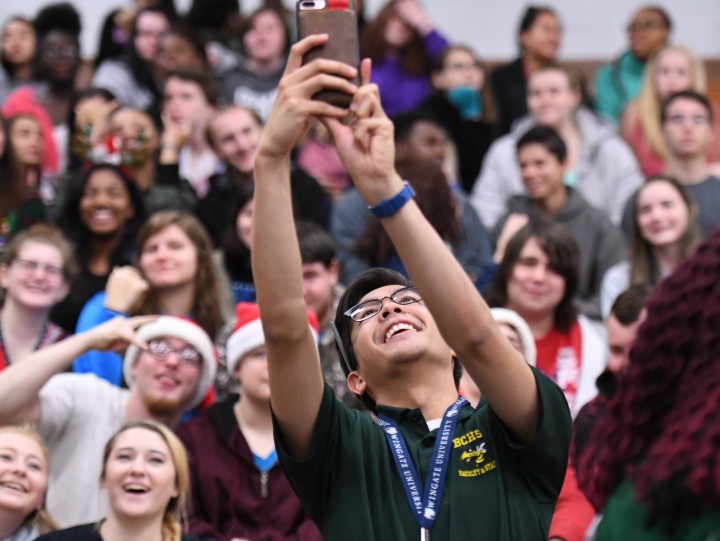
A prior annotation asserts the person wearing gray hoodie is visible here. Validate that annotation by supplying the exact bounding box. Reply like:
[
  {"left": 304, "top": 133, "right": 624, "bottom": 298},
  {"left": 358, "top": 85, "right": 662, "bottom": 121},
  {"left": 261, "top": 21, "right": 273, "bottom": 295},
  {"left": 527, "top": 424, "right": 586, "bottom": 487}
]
[
  {"left": 492, "top": 126, "right": 626, "bottom": 320},
  {"left": 471, "top": 65, "right": 643, "bottom": 230}
]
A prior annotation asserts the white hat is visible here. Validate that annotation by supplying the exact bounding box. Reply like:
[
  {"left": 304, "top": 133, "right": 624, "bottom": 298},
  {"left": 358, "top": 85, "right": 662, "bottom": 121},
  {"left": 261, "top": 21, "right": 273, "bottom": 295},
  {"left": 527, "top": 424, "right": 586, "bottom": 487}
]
[
  {"left": 490, "top": 308, "right": 537, "bottom": 367},
  {"left": 124, "top": 316, "right": 217, "bottom": 409}
]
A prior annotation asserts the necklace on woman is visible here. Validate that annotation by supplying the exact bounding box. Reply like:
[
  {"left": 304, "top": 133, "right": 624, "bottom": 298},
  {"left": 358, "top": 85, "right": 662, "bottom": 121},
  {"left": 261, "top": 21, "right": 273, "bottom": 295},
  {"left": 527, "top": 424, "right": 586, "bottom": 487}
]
[{"left": 0, "top": 319, "right": 49, "bottom": 367}]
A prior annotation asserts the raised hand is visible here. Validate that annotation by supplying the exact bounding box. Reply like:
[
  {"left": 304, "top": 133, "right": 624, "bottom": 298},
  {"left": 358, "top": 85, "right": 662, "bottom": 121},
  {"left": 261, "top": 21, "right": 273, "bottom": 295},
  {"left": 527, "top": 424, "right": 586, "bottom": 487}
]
[
  {"left": 322, "top": 59, "right": 404, "bottom": 206},
  {"left": 160, "top": 112, "right": 191, "bottom": 160},
  {"left": 104, "top": 266, "right": 150, "bottom": 313},
  {"left": 75, "top": 95, "right": 118, "bottom": 143},
  {"left": 82, "top": 315, "right": 158, "bottom": 353},
  {"left": 394, "top": 0, "right": 434, "bottom": 35},
  {"left": 257, "top": 34, "right": 358, "bottom": 161}
]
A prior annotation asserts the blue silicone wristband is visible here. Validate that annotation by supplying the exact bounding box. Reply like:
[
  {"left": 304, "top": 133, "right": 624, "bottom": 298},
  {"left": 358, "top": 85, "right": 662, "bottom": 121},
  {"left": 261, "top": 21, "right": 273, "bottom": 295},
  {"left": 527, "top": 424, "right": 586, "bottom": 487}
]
[{"left": 369, "top": 182, "right": 415, "bottom": 219}]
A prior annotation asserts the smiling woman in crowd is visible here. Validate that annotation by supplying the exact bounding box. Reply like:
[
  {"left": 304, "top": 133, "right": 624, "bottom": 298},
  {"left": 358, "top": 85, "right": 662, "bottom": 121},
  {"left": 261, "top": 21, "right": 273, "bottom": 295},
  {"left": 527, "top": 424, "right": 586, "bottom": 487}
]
[
  {"left": 0, "top": 425, "right": 57, "bottom": 541},
  {"left": 34, "top": 420, "right": 201, "bottom": 541},
  {"left": 601, "top": 175, "right": 699, "bottom": 319},
  {"left": 73, "top": 211, "right": 226, "bottom": 388},
  {"left": 53, "top": 164, "right": 146, "bottom": 333},
  {"left": 0, "top": 225, "right": 76, "bottom": 371}
]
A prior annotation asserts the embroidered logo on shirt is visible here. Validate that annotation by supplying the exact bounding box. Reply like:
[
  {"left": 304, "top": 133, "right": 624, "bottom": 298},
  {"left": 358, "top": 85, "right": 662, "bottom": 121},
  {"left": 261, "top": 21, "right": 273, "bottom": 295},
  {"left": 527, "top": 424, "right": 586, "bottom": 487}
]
[
  {"left": 460, "top": 443, "right": 487, "bottom": 464},
  {"left": 454, "top": 429, "right": 497, "bottom": 478}
]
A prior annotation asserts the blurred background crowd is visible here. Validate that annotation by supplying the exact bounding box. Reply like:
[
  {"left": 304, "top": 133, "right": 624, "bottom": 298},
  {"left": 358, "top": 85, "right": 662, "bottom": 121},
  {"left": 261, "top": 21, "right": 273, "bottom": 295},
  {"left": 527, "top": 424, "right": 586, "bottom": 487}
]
[{"left": 0, "top": 1, "right": 718, "bottom": 540}]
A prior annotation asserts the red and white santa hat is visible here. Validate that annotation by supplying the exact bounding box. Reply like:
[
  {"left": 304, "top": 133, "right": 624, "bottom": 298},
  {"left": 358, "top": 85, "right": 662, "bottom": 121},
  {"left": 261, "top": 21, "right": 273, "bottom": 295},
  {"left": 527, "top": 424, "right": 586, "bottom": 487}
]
[
  {"left": 225, "top": 302, "right": 319, "bottom": 375},
  {"left": 123, "top": 316, "right": 217, "bottom": 409}
]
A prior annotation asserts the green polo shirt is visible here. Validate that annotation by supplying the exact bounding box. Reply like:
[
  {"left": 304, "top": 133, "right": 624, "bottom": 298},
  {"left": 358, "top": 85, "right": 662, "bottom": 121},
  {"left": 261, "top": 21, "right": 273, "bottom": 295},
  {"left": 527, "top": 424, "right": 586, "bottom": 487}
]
[{"left": 275, "top": 367, "right": 571, "bottom": 540}]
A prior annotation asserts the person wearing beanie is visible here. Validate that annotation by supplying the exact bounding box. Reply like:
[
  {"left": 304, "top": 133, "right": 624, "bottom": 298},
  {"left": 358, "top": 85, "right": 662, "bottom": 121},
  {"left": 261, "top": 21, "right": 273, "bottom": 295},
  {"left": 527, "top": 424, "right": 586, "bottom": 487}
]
[
  {"left": 0, "top": 315, "right": 216, "bottom": 528},
  {"left": 176, "top": 303, "right": 322, "bottom": 541}
]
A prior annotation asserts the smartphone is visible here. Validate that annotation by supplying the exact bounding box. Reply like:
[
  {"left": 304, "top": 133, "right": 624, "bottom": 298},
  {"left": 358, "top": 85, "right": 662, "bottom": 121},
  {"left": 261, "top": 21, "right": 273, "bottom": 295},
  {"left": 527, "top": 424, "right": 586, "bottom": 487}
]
[{"left": 296, "top": 0, "right": 360, "bottom": 108}]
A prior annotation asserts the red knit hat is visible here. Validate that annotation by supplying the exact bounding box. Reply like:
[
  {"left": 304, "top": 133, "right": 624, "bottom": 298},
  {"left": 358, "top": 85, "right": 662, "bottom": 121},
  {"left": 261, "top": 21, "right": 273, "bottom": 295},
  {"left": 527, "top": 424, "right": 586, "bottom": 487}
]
[{"left": 225, "top": 302, "right": 319, "bottom": 375}]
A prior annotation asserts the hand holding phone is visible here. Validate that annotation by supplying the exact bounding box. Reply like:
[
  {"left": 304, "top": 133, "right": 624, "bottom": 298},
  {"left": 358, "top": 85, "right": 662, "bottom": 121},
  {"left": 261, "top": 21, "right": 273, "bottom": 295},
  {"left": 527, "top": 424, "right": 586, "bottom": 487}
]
[{"left": 296, "top": 0, "right": 360, "bottom": 107}]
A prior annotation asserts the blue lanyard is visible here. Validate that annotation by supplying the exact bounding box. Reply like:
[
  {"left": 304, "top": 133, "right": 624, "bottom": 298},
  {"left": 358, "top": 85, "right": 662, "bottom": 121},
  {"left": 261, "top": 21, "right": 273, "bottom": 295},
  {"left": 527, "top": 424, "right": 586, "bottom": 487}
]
[{"left": 375, "top": 396, "right": 468, "bottom": 532}]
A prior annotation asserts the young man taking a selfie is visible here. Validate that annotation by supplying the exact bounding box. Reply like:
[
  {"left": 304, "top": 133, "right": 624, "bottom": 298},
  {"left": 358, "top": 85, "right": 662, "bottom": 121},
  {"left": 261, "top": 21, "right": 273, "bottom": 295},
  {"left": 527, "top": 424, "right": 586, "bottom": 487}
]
[{"left": 252, "top": 33, "right": 572, "bottom": 540}]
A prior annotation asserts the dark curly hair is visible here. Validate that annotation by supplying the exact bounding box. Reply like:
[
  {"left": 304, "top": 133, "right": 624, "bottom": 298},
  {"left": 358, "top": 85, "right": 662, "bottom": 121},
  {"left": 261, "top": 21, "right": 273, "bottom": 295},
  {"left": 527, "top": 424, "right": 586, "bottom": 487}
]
[
  {"left": 57, "top": 163, "right": 146, "bottom": 271},
  {"left": 579, "top": 230, "right": 720, "bottom": 535},
  {"left": 33, "top": 2, "right": 81, "bottom": 41}
]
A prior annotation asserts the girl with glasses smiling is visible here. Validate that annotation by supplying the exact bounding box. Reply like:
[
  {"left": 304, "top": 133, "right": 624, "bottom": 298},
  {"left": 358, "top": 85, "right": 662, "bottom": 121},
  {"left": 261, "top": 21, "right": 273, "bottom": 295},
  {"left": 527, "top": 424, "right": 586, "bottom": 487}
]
[{"left": 0, "top": 224, "right": 77, "bottom": 372}]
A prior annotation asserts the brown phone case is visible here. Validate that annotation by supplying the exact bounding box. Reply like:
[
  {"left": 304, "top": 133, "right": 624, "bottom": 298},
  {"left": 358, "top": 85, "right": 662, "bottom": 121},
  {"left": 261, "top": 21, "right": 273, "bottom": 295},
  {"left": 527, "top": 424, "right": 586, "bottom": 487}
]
[{"left": 297, "top": 3, "right": 360, "bottom": 107}]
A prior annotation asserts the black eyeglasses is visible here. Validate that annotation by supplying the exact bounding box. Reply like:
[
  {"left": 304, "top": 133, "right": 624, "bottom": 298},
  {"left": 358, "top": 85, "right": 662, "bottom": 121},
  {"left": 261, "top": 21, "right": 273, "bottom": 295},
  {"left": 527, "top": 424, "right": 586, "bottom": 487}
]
[
  {"left": 344, "top": 287, "right": 422, "bottom": 322},
  {"left": 147, "top": 339, "right": 202, "bottom": 368}
]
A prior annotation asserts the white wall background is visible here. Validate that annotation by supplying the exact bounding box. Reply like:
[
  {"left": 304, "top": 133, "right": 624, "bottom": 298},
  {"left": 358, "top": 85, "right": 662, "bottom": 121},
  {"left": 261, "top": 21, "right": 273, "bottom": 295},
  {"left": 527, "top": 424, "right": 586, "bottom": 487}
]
[{"left": 2, "top": 0, "right": 719, "bottom": 61}]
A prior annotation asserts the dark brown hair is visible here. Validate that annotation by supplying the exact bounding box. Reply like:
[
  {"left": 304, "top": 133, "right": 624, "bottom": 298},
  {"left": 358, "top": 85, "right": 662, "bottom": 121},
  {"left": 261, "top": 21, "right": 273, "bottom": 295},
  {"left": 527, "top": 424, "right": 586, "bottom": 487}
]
[
  {"left": 360, "top": 0, "right": 430, "bottom": 77},
  {"left": 132, "top": 211, "right": 224, "bottom": 338},
  {"left": 484, "top": 220, "right": 579, "bottom": 333}
]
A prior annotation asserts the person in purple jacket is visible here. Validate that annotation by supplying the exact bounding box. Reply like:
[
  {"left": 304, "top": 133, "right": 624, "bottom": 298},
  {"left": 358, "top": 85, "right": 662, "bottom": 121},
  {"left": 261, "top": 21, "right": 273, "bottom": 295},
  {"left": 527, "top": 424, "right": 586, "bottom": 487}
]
[
  {"left": 360, "top": 0, "right": 448, "bottom": 117},
  {"left": 175, "top": 302, "right": 323, "bottom": 541}
]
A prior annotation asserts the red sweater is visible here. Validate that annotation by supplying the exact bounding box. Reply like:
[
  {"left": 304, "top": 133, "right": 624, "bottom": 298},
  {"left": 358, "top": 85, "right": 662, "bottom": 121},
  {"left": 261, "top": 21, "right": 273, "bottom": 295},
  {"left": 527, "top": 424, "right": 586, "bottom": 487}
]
[{"left": 549, "top": 462, "right": 596, "bottom": 541}]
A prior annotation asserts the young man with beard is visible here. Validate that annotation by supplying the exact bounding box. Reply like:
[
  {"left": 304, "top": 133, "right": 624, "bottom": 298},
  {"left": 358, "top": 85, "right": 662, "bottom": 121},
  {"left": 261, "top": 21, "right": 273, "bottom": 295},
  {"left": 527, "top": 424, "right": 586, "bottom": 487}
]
[
  {"left": 196, "top": 105, "right": 329, "bottom": 247},
  {"left": 0, "top": 315, "right": 216, "bottom": 528},
  {"left": 252, "top": 35, "right": 571, "bottom": 540}
]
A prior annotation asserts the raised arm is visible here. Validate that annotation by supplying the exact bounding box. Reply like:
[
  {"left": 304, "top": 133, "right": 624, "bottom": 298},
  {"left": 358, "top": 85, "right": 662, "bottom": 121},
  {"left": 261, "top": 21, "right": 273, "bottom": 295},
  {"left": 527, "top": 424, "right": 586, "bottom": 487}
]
[
  {"left": 324, "top": 75, "right": 541, "bottom": 442},
  {"left": 0, "top": 316, "right": 155, "bottom": 426},
  {"left": 251, "top": 34, "right": 358, "bottom": 458}
]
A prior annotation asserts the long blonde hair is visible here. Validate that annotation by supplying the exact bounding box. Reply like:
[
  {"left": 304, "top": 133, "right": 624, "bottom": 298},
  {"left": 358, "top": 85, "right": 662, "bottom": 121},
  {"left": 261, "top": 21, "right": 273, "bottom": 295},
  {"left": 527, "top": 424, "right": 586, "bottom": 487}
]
[
  {"left": 0, "top": 426, "right": 58, "bottom": 535},
  {"left": 101, "top": 420, "right": 191, "bottom": 541},
  {"left": 635, "top": 45, "right": 707, "bottom": 158}
]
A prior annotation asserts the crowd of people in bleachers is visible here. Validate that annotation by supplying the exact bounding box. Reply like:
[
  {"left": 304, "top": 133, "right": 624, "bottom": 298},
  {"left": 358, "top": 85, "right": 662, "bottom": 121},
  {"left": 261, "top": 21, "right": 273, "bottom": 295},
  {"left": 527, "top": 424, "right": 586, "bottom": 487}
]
[{"left": 0, "top": 0, "right": 718, "bottom": 540}]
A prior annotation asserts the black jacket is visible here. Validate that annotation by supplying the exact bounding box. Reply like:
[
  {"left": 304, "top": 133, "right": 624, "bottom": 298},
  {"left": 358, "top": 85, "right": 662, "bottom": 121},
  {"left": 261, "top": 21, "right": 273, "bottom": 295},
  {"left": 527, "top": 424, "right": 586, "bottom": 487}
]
[
  {"left": 420, "top": 91, "right": 497, "bottom": 193},
  {"left": 196, "top": 165, "right": 330, "bottom": 247}
]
